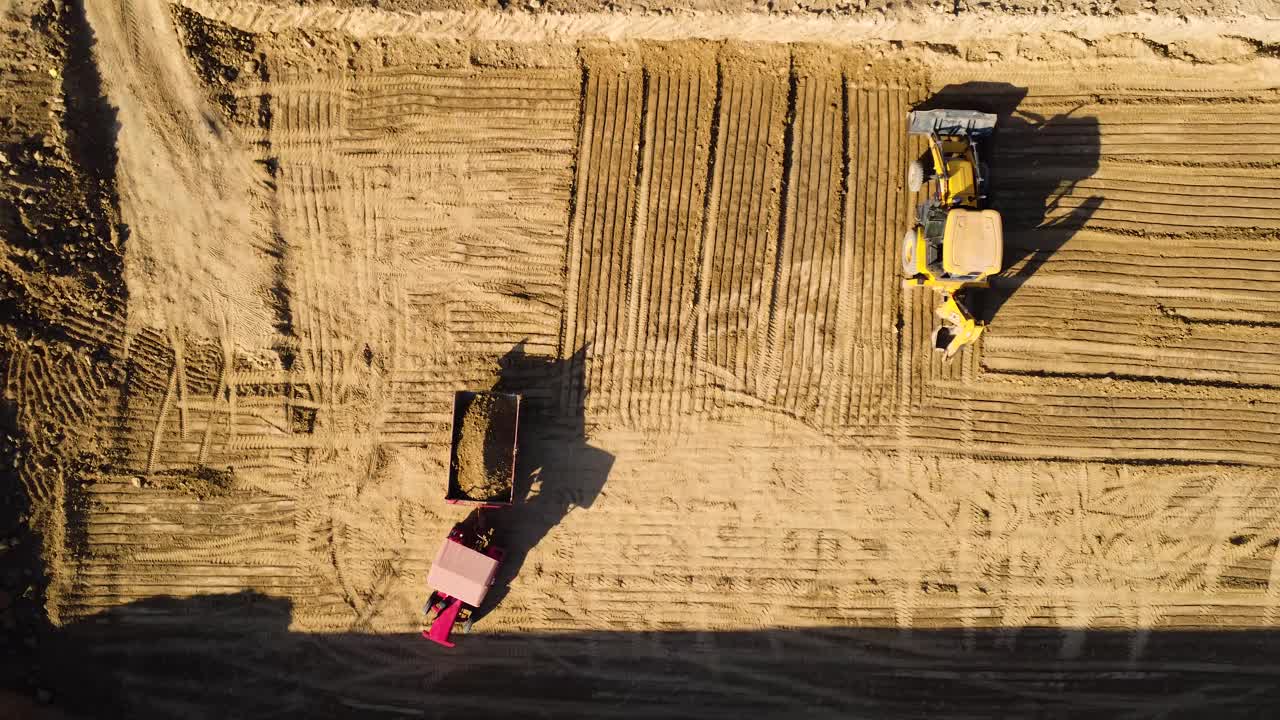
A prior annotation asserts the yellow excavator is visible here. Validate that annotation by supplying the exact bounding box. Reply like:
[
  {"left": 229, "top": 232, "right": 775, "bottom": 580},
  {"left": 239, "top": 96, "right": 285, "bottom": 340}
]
[{"left": 901, "top": 109, "right": 1004, "bottom": 359}]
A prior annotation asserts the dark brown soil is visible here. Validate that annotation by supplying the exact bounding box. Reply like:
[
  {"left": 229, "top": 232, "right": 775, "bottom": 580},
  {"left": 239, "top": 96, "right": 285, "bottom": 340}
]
[{"left": 148, "top": 466, "right": 236, "bottom": 499}]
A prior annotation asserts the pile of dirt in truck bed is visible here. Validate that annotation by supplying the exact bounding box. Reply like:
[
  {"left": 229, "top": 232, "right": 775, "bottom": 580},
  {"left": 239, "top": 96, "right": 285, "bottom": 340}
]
[{"left": 453, "top": 394, "right": 514, "bottom": 501}]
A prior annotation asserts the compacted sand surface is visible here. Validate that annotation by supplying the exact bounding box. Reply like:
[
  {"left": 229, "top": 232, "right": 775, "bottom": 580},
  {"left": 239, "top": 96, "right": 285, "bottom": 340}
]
[{"left": 3, "top": 0, "right": 1280, "bottom": 714}]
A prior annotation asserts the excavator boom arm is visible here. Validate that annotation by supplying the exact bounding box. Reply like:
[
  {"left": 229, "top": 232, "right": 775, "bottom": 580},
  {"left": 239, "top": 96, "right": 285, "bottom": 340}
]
[{"left": 933, "top": 292, "right": 984, "bottom": 359}]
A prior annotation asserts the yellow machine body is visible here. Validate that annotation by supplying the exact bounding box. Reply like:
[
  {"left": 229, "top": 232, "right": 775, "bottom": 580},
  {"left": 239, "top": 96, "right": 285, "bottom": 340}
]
[
  {"left": 933, "top": 138, "right": 978, "bottom": 208},
  {"left": 902, "top": 109, "right": 1003, "bottom": 359}
]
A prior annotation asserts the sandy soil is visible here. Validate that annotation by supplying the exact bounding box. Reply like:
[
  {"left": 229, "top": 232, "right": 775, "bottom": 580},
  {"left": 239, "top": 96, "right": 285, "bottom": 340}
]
[
  {"left": 4, "top": 0, "right": 1280, "bottom": 714},
  {"left": 189, "top": 0, "right": 1280, "bottom": 20}
]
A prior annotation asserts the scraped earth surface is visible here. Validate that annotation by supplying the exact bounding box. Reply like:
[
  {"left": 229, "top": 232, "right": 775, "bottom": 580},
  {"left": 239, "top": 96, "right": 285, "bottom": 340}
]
[{"left": 5, "top": 0, "right": 1280, "bottom": 715}]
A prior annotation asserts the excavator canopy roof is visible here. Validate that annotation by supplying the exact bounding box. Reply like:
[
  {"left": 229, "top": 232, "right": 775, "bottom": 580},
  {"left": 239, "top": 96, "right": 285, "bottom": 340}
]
[{"left": 942, "top": 209, "right": 1003, "bottom": 277}]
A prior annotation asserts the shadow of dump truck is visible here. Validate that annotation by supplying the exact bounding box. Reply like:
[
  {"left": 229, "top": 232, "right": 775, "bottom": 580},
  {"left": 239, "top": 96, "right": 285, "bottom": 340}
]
[{"left": 463, "top": 342, "right": 616, "bottom": 624}]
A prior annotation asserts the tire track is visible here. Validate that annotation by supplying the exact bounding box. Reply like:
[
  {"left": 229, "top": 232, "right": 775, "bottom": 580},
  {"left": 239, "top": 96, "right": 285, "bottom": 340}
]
[
  {"left": 765, "top": 56, "right": 845, "bottom": 421},
  {"left": 569, "top": 49, "right": 718, "bottom": 424},
  {"left": 909, "top": 383, "right": 1280, "bottom": 465},
  {"left": 835, "top": 80, "right": 913, "bottom": 428},
  {"left": 984, "top": 287, "right": 1280, "bottom": 387},
  {"left": 631, "top": 50, "right": 714, "bottom": 428},
  {"left": 566, "top": 53, "right": 643, "bottom": 417},
  {"left": 698, "top": 48, "right": 788, "bottom": 409},
  {"left": 60, "top": 476, "right": 300, "bottom": 623}
]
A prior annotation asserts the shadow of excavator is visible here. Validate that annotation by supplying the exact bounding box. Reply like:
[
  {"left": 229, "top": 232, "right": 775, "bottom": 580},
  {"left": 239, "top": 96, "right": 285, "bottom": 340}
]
[{"left": 916, "top": 82, "right": 1104, "bottom": 325}]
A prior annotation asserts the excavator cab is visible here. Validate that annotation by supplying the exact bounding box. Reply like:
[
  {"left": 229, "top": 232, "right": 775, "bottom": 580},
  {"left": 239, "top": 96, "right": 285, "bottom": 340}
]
[
  {"left": 940, "top": 209, "right": 1002, "bottom": 279},
  {"left": 901, "top": 109, "right": 1004, "bottom": 358}
]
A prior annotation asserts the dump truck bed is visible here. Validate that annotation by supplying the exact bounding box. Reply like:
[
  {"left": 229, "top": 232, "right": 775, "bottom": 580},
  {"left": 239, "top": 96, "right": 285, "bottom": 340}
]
[{"left": 447, "top": 391, "right": 520, "bottom": 505}]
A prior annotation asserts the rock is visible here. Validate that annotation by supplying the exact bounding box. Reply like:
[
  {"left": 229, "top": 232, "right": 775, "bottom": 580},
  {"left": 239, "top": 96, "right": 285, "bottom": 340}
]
[{"left": 130, "top": 476, "right": 142, "bottom": 488}]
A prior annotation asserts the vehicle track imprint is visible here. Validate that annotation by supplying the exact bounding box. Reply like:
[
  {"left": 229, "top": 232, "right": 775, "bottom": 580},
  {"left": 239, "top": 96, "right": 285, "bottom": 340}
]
[
  {"left": 568, "top": 49, "right": 914, "bottom": 429},
  {"left": 46, "top": 5, "right": 1280, "bottom": 663}
]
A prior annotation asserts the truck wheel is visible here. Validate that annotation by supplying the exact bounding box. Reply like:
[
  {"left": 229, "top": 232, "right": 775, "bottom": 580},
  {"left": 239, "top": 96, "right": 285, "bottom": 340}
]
[
  {"left": 907, "top": 159, "right": 925, "bottom": 193},
  {"left": 902, "top": 229, "right": 919, "bottom": 277}
]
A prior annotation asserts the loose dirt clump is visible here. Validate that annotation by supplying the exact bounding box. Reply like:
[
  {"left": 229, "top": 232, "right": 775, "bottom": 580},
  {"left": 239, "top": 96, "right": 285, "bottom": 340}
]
[
  {"left": 453, "top": 394, "right": 513, "bottom": 502},
  {"left": 147, "top": 466, "right": 236, "bottom": 499},
  {"left": 170, "top": 5, "right": 261, "bottom": 125}
]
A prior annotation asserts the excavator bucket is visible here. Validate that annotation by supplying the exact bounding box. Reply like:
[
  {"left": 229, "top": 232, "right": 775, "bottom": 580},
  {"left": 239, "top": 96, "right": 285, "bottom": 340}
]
[
  {"left": 933, "top": 293, "right": 985, "bottom": 359},
  {"left": 907, "top": 109, "right": 998, "bottom": 138}
]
